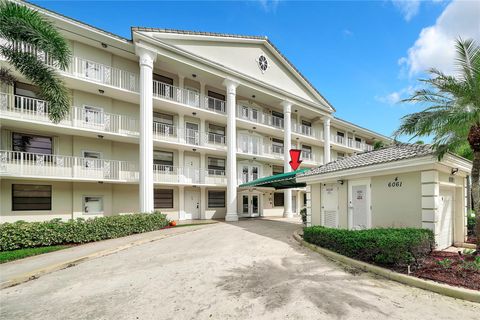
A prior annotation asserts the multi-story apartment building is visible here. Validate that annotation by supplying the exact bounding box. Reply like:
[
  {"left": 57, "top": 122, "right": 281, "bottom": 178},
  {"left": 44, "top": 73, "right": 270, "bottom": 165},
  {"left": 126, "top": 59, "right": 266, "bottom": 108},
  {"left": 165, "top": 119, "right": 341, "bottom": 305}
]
[{"left": 0, "top": 1, "right": 391, "bottom": 223}]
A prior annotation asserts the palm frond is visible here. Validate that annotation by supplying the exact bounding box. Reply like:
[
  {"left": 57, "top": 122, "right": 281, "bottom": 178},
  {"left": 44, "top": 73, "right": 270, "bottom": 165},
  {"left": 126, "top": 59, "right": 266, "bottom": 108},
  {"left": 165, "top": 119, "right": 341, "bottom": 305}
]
[
  {"left": 0, "top": 1, "right": 71, "bottom": 70},
  {"left": 1, "top": 45, "right": 70, "bottom": 123},
  {"left": 0, "top": 66, "right": 16, "bottom": 85}
]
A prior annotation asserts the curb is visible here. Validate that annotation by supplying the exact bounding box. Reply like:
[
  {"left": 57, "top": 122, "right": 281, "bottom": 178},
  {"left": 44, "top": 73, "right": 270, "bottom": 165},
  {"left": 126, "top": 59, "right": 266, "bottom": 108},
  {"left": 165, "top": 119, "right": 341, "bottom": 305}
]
[
  {"left": 293, "top": 230, "right": 480, "bottom": 304},
  {"left": 1, "top": 224, "right": 215, "bottom": 290}
]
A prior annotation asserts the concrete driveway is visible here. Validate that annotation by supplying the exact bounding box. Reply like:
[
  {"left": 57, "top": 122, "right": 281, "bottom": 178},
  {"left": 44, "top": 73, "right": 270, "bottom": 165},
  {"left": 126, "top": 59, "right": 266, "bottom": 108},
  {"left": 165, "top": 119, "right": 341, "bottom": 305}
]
[{"left": 1, "top": 218, "right": 479, "bottom": 319}]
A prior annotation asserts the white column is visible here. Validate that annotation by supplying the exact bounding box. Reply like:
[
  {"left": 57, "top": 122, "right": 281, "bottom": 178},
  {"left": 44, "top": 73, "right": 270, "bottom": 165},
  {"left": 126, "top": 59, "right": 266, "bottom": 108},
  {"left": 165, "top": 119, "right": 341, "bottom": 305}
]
[
  {"left": 178, "top": 114, "right": 184, "bottom": 143},
  {"left": 179, "top": 186, "right": 185, "bottom": 220},
  {"left": 200, "top": 119, "right": 206, "bottom": 146},
  {"left": 200, "top": 187, "right": 206, "bottom": 220},
  {"left": 223, "top": 78, "right": 240, "bottom": 222},
  {"left": 282, "top": 101, "right": 293, "bottom": 218},
  {"left": 323, "top": 117, "right": 331, "bottom": 164},
  {"left": 178, "top": 74, "right": 185, "bottom": 89},
  {"left": 200, "top": 152, "right": 206, "bottom": 184},
  {"left": 200, "top": 81, "right": 206, "bottom": 108},
  {"left": 136, "top": 47, "right": 156, "bottom": 213},
  {"left": 178, "top": 150, "right": 184, "bottom": 184}
]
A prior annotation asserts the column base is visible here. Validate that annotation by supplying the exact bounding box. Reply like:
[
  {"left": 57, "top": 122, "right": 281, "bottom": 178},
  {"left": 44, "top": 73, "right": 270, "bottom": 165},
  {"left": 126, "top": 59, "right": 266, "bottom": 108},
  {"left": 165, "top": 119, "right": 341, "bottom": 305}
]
[
  {"left": 225, "top": 213, "right": 239, "bottom": 222},
  {"left": 283, "top": 211, "right": 293, "bottom": 218}
]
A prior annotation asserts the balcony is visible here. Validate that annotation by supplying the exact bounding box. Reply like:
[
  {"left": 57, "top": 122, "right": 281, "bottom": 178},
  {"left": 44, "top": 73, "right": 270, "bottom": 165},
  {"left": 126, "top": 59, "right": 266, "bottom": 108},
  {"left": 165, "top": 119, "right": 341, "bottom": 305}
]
[
  {"left": 331, "top": 135, "right": 373, "bottom": 152},
  {"left": 152, "top": 165, "right": 226, "bottom": 185},
  {"left": 0, "top": 93, "right": 139, "bottom": 137},
  {"left": 0, "top": 150, "right": 138, "bottom": 182},
  {"left": 152, "top": 122, "right": 226, "bottom": 149},
  {"left": 1, "top": 40, "right": 140, "bottom": 92},
  {"left": 292, "top": 123, "right": 323, "bottom": 140},
  {"left": 236, "top": 108, "right": 284, "bottom": 129},
  {"left": 152, "top": 81, "right": 226, "bottom": 115}
]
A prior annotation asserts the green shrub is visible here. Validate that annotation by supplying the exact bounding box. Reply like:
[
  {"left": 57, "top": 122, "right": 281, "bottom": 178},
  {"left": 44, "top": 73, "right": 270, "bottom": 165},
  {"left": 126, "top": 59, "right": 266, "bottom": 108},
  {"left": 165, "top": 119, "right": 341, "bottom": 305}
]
[
  {"left": 0, "top": 212, "right": 169, "bottom": 251},
  {"left": 303, "top": 226, "right": 434, "bottom": 267}
]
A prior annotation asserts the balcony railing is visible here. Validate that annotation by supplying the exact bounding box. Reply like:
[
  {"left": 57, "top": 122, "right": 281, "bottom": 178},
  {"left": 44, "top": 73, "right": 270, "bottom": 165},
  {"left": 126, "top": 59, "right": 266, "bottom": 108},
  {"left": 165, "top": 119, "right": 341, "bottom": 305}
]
[
  {"left": 331, "top": 134, "right": 373, "bottom": 151},
  {"left": 0, "top": 93, "right": 139, "bottom": 136},
  {"left": 292, "top": 123, "right": 323, "bottom": 140},
  {"left": 152, "top": 123, "right": 226, "bottom": 148},
  {"left": 236, "top": 108, "right": 284, "bottom": 129},
  {"left": 152, "top": 81, "right": 226, "bottom": 115},
  {"left": 0, "top": 150, "right": 138, "bottom": 182},
  {"left": 2, "top": 40, "right": 140, "bottom": 92},
  {"left": 152, "top": 164, "right": 226, "bottom": 185},
  {"left": 70, "top": 57, "right": 139, "bottom": 92}
]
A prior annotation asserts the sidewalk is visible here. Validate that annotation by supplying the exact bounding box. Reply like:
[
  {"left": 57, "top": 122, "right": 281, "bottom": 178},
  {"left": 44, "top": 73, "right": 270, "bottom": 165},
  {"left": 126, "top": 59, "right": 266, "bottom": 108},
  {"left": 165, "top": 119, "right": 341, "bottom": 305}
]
[{"left": 0, "top": 221, "right": 218, "bottom": 288}]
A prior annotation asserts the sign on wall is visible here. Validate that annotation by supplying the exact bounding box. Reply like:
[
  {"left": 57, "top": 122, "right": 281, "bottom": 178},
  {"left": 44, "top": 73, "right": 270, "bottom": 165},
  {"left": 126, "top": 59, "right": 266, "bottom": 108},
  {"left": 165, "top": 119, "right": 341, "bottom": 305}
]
[{"left": 387, "top": 177, "right": 403, "bottom": 188}]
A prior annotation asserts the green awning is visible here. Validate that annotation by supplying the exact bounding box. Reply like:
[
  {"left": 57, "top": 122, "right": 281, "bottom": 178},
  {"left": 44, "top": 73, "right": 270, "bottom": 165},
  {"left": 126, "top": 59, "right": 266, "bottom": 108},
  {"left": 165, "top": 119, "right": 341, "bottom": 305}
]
[{"left": 239, "top": 168, "right": 309, "bottom": 189}]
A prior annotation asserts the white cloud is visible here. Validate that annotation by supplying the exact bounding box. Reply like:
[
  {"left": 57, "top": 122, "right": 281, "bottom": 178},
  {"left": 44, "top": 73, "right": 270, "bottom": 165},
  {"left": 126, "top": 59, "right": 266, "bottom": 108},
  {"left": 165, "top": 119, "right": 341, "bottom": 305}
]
[
  {"left": 257, "top": 0, "right": 280, "bottom": 13},
  {"left": 400, "top": 0, "right": 480, "bottom": 76},
  {"left": 375, "top": 86, "right": 417, "bottom": 105},
  {"left": 343, "top": 29, "right": 354, "bottom": 37},
  {"left": 392, "top": 0, "right": 421, "bottom": 21}
]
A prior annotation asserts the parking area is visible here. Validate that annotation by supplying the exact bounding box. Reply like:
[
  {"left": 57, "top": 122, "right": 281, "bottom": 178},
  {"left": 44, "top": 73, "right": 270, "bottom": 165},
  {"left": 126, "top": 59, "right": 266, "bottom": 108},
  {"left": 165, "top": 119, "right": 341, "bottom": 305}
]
[{"left": 1, "top": 218, "right": 479, "bottom": 319}]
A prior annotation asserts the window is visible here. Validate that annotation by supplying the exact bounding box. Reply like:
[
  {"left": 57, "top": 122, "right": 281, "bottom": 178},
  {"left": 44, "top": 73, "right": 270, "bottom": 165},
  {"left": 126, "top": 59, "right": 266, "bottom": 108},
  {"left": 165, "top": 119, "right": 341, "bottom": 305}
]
[
  {"left": 301, "top": 120, "right": 312, "bottom": 127},
  {"left": 272, "top": 165, "right": 284, "bottom": 175},
  {"left": 274, "top": 192, "right": 284, "bottom": 207},
  {"left": 208, "top": 91, "right": 225, "bottom": 101},
  {"left": 153, "top": 112, "right": 174, "bottom": 135},
  {"left": 15, "top": 82, "right": 40, "bottom": 99},
  {"left": 153, "top": 74, "right": 174, "bottom": 98},
  {"left": 271, "top": 111, "right": 284, "bottom": 119},
  {"left": 208, "top": 190, "right": 225, "bottom": 208},
  {"left": 83, "top": 196, "right": 104, "bottom": 214},
  {"left": 355, "top": 137, "right": 362, "bottom": 142},
  {"left": 208, "top": 124, "right": 225, "bottom": 144},
  {"left": 337, "top": 152, "right": 345, "bottom": 160},
  {"left": 13, "top": 132, "right": 52, "bottom": 155},
  {"left": 153, "top": 151, "right": 173, "bottom": 167},
  {"left": 153, "top": 74, "right": 173, "bottom": 85},
  {"left": 208, "top": 157, "right": 225, "bottom": 175},
  {"left": 337, "top": 132, "right": 345, "bottom": 137},
  {"left": 83, "top": 151, "right": 101, "bottom": 168},
  {"left": 154, "top": 189, "right": 173, "bottom": 208},
  {"left": 12, "top": 184, "right": 51, "bottom": 211},
  {"left": 301, "top": 145, "right": 312, "bottom": 160},
  {"left": 272, "top": 138, "right": 284, "bottom": 154},
  {"left": 83, "top": 105, "right": 104, "bottom": 125}
]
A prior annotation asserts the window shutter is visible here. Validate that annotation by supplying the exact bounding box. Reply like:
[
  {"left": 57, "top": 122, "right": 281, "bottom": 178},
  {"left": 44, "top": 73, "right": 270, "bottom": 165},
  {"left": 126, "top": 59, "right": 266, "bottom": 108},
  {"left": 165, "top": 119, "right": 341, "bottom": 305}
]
[{"left": 1, "top": 129, "right": 12, "bottom": 150}]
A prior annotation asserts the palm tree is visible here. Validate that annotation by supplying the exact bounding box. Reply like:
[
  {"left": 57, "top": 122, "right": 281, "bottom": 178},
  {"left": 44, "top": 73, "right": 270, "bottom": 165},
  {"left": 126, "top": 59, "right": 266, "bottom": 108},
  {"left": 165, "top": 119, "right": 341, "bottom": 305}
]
[
  {"left": 0, "top": 1, "right": 71, "bottom": 123},
  {"left": 394, "top": 38, "right": 480, "bottom": 251}
]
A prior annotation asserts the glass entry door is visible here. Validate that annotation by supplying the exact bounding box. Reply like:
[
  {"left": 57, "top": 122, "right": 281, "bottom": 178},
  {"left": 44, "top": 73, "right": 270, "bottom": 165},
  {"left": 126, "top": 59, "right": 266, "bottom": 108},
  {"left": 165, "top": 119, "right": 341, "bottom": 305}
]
[{"left": 240, "top": 193, "right": 260, "bottom": 217}]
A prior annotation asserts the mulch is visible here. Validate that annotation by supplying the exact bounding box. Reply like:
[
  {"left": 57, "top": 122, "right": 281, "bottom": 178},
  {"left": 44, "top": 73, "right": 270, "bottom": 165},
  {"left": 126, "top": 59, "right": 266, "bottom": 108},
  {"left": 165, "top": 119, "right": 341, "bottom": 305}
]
[{"left": 411, "top": 251, "right": 480, "bottom": 291}]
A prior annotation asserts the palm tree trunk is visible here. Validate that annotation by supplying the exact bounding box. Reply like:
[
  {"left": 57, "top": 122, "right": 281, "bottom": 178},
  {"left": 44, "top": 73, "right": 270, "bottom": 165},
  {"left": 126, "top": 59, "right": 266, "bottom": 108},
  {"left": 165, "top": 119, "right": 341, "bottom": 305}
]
[{"left": 472, "top": 152, "right": 480, "bottom": 251}]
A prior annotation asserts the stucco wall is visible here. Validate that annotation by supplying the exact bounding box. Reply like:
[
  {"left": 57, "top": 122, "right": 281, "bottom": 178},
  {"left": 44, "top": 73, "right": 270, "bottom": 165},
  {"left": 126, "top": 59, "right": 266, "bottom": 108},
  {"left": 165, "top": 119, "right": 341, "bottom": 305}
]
[
  {"left": 1, "top": 179, "right": 73, "bottom": 222},
  {"left": 371, "top": 172, "right": 422, "bottom": 228},
  {"left": 310, "top": 183, "right": 321, "bottom": 225}
]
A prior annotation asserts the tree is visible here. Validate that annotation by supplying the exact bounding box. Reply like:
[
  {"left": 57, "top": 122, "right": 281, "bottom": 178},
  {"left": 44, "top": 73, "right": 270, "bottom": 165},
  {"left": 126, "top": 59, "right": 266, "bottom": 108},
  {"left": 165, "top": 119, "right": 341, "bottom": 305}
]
[
  {"left": 394, "top": 38, "right": 480, "bottom": 251},
  {"left": 373, "top": 141, "right": 385, "bottom": 150},
  {"left": 0, "top": 1, "right": 71, "bottom": 123}
]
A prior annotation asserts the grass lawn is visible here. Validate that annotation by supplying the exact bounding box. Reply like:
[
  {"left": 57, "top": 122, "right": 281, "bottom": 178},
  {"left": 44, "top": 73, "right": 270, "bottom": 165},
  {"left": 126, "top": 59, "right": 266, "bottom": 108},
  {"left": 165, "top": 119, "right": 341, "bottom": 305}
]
[{"left": 0, "top": 245, "right": 70, "bottom": 264}]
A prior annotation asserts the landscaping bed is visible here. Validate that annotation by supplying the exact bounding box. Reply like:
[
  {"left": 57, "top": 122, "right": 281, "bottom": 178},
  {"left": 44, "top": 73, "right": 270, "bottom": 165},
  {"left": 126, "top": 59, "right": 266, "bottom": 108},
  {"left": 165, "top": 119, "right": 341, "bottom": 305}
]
[
  {"left": 412, "top": 251, "right": 480, "bottom": 291},
  {"left": 303, "top": 226, "right": 480, "bottom": 292},
  {"left": 0, "top": 212, "right": 170, "bottom": 251}
]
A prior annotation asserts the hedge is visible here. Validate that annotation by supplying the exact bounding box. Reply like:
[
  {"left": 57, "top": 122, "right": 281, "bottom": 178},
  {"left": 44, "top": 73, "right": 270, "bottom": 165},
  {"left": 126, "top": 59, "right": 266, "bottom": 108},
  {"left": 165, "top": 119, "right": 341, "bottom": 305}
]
[
  {"left": 0, "top": 212, "right": 170, "bottom": 251},
  {"left": 303, "top": 226, "right": 434, "bottom": 267}
]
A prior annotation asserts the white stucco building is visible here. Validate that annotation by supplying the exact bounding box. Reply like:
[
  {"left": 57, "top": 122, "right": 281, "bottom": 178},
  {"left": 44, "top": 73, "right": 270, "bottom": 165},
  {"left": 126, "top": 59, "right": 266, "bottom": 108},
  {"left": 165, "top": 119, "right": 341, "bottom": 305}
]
[{"left": 0, "top": 1, "right": 391, "bottom": 223}]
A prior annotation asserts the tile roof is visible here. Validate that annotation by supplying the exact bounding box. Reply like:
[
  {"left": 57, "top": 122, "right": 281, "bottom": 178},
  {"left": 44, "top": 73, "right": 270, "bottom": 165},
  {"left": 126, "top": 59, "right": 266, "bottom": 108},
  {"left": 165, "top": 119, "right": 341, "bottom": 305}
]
[{"left": 298, "top": 143, "right": 435, "bottom": 177}]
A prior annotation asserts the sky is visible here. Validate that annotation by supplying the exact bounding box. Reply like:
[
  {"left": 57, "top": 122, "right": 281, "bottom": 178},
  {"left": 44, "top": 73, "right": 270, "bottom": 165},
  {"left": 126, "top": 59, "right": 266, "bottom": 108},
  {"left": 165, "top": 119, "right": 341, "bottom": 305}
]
[{"left": 31, "top": 0, "right": 480, "bottom": 140}]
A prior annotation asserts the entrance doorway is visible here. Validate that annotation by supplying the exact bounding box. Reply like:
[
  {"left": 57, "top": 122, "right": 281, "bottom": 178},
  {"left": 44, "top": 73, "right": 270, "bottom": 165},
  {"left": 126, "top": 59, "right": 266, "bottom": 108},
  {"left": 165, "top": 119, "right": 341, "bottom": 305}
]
[
  {"left": 240, "top": 193, "right": 260, "bottom": 217},
  {"left": 184, "top": 189, "right": 201, "bottom": 219},
  {"left": 348, "top": 179, "right": 371, "bottom": 230}
]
